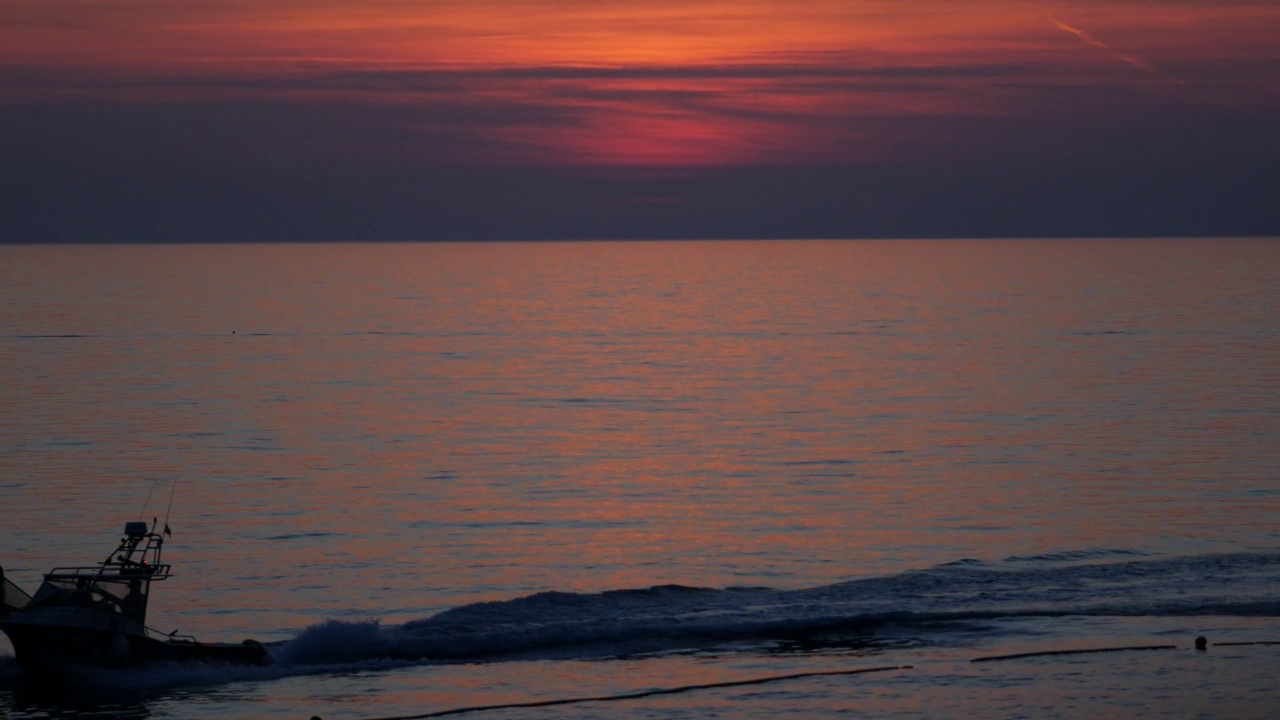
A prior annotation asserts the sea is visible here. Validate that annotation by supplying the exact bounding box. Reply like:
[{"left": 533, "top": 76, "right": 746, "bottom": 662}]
[{"left": 0, "top": 239, "right": 1277, "bottom": 719}]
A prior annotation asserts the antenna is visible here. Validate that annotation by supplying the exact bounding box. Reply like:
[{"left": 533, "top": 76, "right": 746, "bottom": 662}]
[
  {"left": 162, "top": 481, "right": 177, "bottom": 537},
  {"left": 138, "top": 480, "right": 161, "bottom": 521}
]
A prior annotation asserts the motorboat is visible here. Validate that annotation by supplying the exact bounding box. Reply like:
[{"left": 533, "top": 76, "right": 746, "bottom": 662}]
[{"left": 0, "top": 521, "right": 271, "bottom": 678}]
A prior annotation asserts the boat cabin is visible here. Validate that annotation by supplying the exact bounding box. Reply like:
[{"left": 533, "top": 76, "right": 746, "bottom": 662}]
[
  {"left": 1, "top": 566, "right": 32, "bottom": 613},
  {"left": 25, "top": 521, "right": 171, "bottom": 625}
]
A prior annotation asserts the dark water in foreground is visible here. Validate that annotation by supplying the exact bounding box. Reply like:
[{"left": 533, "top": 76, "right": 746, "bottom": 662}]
[{"left": 1, "top": 239, "right": 1277, "bottom": 718}]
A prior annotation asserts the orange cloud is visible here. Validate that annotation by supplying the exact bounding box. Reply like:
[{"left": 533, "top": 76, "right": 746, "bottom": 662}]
[{"left": 2, "top": 1, "right": 1276, "bottom": 168}]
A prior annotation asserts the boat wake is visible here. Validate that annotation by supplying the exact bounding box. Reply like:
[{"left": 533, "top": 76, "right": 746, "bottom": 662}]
[
  {"left": 272, "top": 551, "right": 1280, "bottom": 667},
  {"left": 8, "top": 550, "right": 1279, "bottom": 689}
]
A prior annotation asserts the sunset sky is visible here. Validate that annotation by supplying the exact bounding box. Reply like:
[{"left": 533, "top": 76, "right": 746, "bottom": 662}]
[{"left": 3, "top": 1, "right": 1277, "bottom": 241}]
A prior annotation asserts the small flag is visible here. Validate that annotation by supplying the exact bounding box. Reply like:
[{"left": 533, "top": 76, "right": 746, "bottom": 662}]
[{"left": 163, "top": 524, "right": 172, "bottom": 536}]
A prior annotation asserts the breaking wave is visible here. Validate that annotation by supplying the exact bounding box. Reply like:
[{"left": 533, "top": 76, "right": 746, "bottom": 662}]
[
  {"left": 7, "top": 551, "right": 1275, "bottom": 689},
  {"left": 272, "top": 551, "right": 1280, "bottom": 666}
]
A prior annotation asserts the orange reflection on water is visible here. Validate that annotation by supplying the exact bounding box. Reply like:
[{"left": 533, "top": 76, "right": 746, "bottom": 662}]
[{"left": 5, "top": 240, "right": 1280, "bottom": 631}]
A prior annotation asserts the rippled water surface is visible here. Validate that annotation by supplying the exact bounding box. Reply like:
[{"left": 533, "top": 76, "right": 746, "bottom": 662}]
[{"left": 1, "top": 239, "right": 1277, "bottom": 718}]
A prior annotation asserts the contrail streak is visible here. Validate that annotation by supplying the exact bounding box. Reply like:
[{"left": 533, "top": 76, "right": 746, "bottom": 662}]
[
  {"left": 1053, "top": 18, "right": 1108, "bottom": 49},
  {"left": 1051, "top": 16, "right": 1156, "bottom": 73}
]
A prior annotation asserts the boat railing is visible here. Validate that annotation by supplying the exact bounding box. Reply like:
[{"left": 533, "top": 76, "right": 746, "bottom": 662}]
[
  {"left": 46, "top": 564, "right": 172, "bottom": 581},
  {"left": 151, "top": 627, "right": 202, "bottom": 644}
]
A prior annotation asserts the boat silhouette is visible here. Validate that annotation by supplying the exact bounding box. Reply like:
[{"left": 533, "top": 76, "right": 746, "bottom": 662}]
[{"left": 1, "top": 521, "right": 271, "bottom": 678}]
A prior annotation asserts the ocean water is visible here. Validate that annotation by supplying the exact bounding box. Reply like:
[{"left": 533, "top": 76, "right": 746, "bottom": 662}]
[{"left": 0, "top": 238, "right": 1277, "bottom": 719}]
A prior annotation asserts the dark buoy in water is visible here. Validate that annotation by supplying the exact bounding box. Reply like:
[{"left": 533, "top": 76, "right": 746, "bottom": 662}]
[{"left": 1195, "top": 636, "right": 1207, "bottom": 651}]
